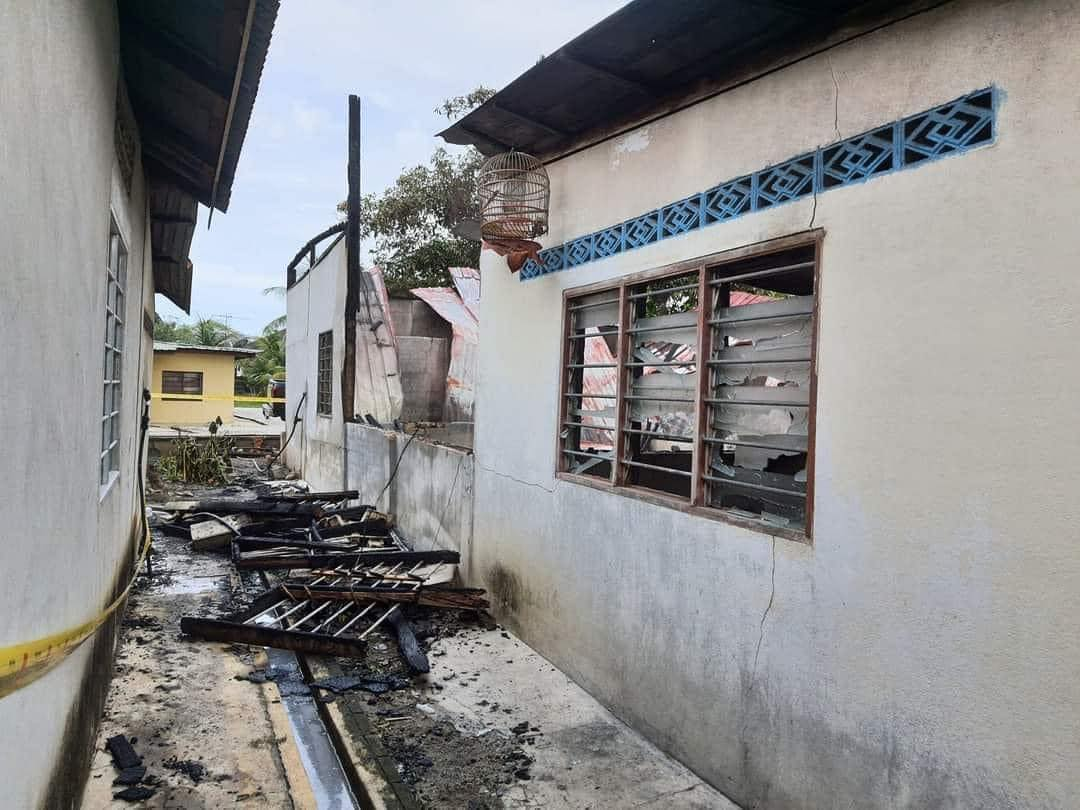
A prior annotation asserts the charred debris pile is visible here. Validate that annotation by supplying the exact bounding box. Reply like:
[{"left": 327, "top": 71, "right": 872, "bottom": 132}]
[{"left": 151, "top": 482, "right": 486, "bottom": 675}]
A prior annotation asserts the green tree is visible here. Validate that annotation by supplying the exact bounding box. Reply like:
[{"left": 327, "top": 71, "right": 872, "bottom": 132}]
[
  {"left": 340, "top": 86, "right": 495, "bottom": 295},
  {"left": 153, "top": 315, "right": 239, "bottom": 347},
  {"left": 238, "top": 317, "right": 286, "bottom": 394},
  {"left": 153, "top": 314, "right": 194, "bottom": 343}
]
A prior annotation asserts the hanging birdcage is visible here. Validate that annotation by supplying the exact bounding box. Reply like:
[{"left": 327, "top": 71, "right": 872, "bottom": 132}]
[{"left": 476, "top": 151, "right": 550, "bottom": 240}]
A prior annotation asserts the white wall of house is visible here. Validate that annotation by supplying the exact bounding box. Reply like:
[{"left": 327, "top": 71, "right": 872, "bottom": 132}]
[
  {"left": 471, "top": 1, "right": 1080, "bottom": 807},
  {"left": 285, "top": 238, "right": 347, "bottom": 491},
  {"left": 0, "top": 2, "right": 154, "bottom": 806}
]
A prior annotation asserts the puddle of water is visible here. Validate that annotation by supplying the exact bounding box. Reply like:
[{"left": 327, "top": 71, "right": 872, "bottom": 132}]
[
  {"left": 267, "top": 648, "right": 359, "bottom": 810},
  {"left": 156, "top": 573, "right": 227, "bottom": 596}
]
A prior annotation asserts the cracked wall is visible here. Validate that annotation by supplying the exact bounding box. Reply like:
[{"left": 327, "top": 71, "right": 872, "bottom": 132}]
[{"left": 469, "top": 1, "right": 1080, "bottom": 807}]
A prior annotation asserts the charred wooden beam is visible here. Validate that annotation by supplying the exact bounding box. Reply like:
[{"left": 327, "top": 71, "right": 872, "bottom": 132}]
[
  {"left": 267, "top": 490, "right": 361, "bottom": 503},
  {"left": 234, "top": 549, "right": 460, "bottom": 571},
  {"left": 180, "top": 617, "right": 367, "bottom": 658},
  {"left": 158, "top": 498, "right": 320, "bottom": 517},
  {"left": 387, "top": 610, "right": 429, "bottom": 673},
  {"left": 317, "top": 519, "right": 391, "bottom": 539}
]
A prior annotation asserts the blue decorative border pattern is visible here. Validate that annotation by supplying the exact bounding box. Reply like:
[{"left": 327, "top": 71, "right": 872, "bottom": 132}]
[{"left": 519, "top": 88, "right": 996, "bottom": 281}]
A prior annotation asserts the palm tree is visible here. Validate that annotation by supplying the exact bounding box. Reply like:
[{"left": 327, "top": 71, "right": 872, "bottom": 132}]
[
  {"left": 189, "top": 317, "right": 240, "bottom": 347},
  {"left": 238, "top": 317, "right": 286, "bottom": 394}
]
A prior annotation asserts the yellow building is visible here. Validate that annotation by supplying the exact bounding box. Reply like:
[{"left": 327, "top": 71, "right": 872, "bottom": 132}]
[{"left": 151, "top": 342, "right": 259, "bottom": 426}]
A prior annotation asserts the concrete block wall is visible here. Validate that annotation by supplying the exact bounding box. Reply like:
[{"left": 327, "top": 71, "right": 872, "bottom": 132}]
[
  {"left": 344, "top": 424, "right": 473, "bottom": 562},
  {"left": 397, "top": 336, "right": 451, "bottom": 422}
]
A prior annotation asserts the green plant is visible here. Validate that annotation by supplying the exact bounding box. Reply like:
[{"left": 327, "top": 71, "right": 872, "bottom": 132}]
[{"left": 159, "top": 420, "right": 234, "bottom": 484}]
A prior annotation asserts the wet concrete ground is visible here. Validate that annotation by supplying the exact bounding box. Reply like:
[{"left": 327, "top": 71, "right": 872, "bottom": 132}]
[{"left": 80, "top": 530, "right": 333, "bottom": 809}]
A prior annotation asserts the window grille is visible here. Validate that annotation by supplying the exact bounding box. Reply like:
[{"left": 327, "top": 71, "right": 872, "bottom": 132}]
[
  {"left": 317, "top": 331, "right": 333, "bottom": 415},
  {"left": 101, "top": 223, "right": 127, "bottom": 486}
]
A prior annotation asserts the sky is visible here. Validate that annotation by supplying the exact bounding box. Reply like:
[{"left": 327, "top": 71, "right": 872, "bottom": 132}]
[{"left": 156, "top": 0, "right": 626, "bottom": 335}]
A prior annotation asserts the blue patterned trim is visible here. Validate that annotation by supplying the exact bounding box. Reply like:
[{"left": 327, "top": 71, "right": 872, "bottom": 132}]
[{"left": 520, "top": 88, "right": 996, "bottom": 280}]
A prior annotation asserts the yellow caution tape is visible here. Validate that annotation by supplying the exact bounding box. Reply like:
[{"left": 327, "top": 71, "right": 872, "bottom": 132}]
[
  {"left": 150, "top": 393, "right": 286, "bottom": 403},
  {"left": 0, "top": 511, "right": 152, "bottom": 699}
]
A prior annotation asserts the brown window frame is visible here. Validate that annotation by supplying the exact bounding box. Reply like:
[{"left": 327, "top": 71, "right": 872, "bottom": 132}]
[
  {"left": 556, "top": 231, "right": 821, "bottom": 542},
  {"left": 161, "top": 370, "right": 204, "bottom": 399},
  {"left": 317, "top": 330, "right": 333, "bottom": 416}
]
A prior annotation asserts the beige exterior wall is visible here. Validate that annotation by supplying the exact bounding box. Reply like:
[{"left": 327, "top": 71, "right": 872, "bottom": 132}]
[
  {"left": 470, "top": 1, "right": 1080, "bottom": 807},
  {"left": 0, "top": 2, "right": 155, "bottom": 807},
  {"left": 150, "top": 350, "right": 240, "bottom": 426}
]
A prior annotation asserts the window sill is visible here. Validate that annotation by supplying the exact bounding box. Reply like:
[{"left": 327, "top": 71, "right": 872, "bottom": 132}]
[
  {"left": 316, "top": 411, "right": 332, "bottom": 419},
  {"left": 556, "top": 471, "right": 810, "bottom": 545},
  {"left": 99, "top": 471, "right": 120, "bottom": 502}
]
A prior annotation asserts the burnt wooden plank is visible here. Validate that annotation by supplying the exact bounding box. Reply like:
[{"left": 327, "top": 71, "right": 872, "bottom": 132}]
[
  {"left": 279, "top": 584, "right": 488, "bottom": 610},
  {"left": 234, "top": 536, "right": 365, "bottom": 553},
  {"left": 180, "top": 617, "right": 367, "bottom": 658}
]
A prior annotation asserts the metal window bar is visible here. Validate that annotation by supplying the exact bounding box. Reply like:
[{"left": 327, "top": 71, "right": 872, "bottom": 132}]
[
  {"left": 701, "top": 252, "right": 815, "bottom": 520},
  {"left": 619, "top": 270, "right": 702, "bottom": 497},
  {"left": 623, "top": 361, "right": 697, "bottom": 368},
  {"left": 567, "top": 298, "right": 620, "bottom": 312},
  {"left": 622, "top": 459, "right": 693, "bottom": 477},
  {"left": 709, "top": 311, "right": 812, "bottom": 327},
  {"left": 627, "top": 322, "right": 699, "bottom": 335},
  {"left": 702, "top": 474, "right": 805, "bottom": 498},
  {"left": 623, "top": 395, "right": 695, "bottom": 403},
  {"left": 626, "top": 281, "right": 699, "bottom": 300},
  {"left": 566, "top": 331, "right": 618, "bottom": 341},
  {"left": 702, "top": 436, "right": 809, "bottom": 453},
  {"left": 562, "top": 449, "right": 614, "bottom": 460},
  {"left": 622, "top": 427, "right": 694, "bottom": 442},
  {"left": 704, "top": 397, "right": 809, "bottom": 407},
  {"left": 706, "top": 260, "right": 816, "bottom": 287},
  {"left": 706, "top": 357, "right": 811, "bottom": 366}
]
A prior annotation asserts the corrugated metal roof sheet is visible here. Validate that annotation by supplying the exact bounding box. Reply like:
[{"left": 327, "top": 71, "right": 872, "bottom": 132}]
[
  {"left": 119, "top": 0, "right": 278, "bottom": 312},
  {"left": 412, "top": 281, "right": 480, "bottom": 422},
  {"left": 154, "top": 341, "right": 260, "bottom": 356},
  {"left": 439, "top": 0, "right": 889, "bottom": 159}
]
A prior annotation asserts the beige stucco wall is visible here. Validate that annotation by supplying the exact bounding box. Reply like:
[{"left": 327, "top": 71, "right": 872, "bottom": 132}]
[
  {"left": 0, "top": 2, "right": 155, "bottom": 807},
  {"left": 150, "top": 350, "right": 240, "bottom": 426},
  {"left": 470, "top": 1, "right": 1080, "bottom": 807}
]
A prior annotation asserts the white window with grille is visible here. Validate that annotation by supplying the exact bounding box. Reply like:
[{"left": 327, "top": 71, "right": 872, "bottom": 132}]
[{"left": 101, "top": 222, "right": 127, "bottom": 490}]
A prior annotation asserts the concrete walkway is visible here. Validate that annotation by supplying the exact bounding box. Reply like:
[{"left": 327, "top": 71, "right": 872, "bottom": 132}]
[
  {"left": 81, "top": 530, "right": 329, "bottom": 809},
  {"left": 81, "top": 490, "right": 738, "bottom": 809},
  {"left": 149, "top": 408, "right": 286, "bottom": 439}
]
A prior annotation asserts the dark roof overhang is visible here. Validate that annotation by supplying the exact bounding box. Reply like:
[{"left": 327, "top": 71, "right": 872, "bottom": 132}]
[
  {"left": 439, "top": 0, "right": 939, "bottom": 161},
  {"left": 119, "top": 0, "right": 278, "bottom": 312}
]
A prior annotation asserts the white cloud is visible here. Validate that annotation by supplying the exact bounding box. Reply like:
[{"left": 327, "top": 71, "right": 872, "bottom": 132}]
[{"left": 291, "top": 100, "right": 330, "bottom": 136}]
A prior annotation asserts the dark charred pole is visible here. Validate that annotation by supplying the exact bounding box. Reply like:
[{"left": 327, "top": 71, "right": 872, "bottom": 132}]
[{"left": 342, "top": 94, "right": 362, "bottom": 424}]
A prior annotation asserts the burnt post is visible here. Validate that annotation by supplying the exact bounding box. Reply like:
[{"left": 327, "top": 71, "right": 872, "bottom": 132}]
[{"left": 342, "top": 94, "right": 362, "bottom": 423}]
